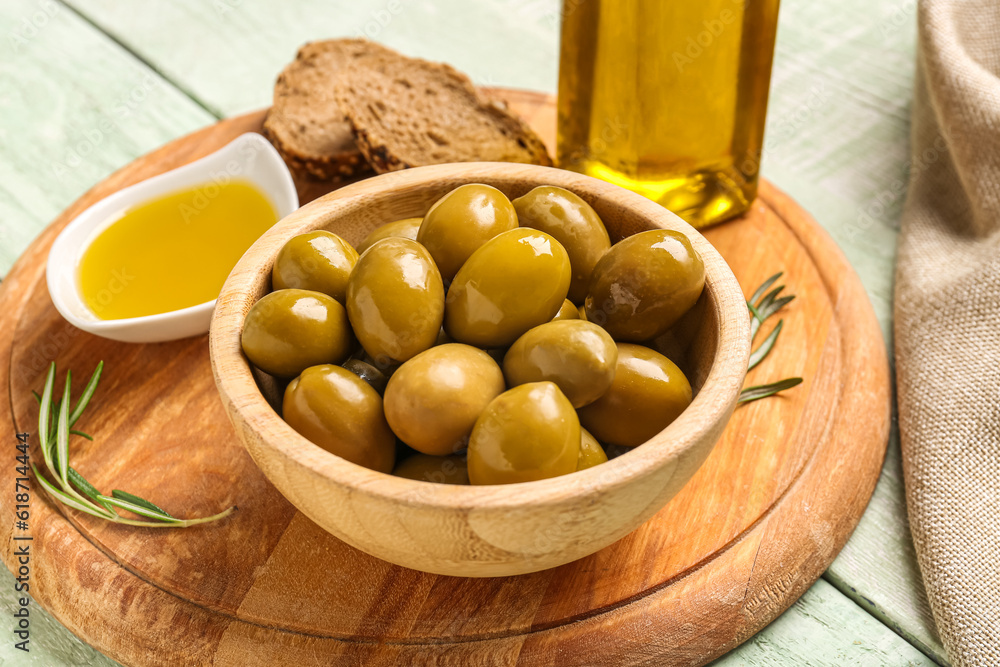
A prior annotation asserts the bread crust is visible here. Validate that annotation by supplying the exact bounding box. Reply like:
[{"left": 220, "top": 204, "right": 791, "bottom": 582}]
[
  {"left": 267, "top": 39, "right": 553, "bottom": 181},
  {"left": 262, "top": 115, "right": 368, "bottom": 181},
  {"left": 264, "top": 39, "right": 388, "bottom": 183},
  {"left": 333, "top": 50, "right": 553, "bottom": 173}
]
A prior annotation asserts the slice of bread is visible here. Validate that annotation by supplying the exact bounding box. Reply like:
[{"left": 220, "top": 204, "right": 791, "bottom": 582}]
[
  {"left": 263, "top": 39, "right": 390, "bottom": 183},
  {"left": 332, "top": 50, "right": 553, "bottom": 173}
]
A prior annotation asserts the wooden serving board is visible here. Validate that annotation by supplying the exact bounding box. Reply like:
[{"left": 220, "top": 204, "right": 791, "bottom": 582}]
[{"left": 0, "top": 90, "right": 890, "bottom": 666}]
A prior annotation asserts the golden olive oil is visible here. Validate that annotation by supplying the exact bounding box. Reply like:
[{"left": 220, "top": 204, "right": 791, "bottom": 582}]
[
  {"left": 557, "top": 0, "right": 780, "bottom": 228},
  {"left": 78, "top": 180, "right": 277, "bottom": 320}
]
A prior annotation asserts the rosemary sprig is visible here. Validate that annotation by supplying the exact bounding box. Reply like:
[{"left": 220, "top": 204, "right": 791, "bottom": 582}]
[
  {"left": 738, "top": 377, "right": 804, "bottom": 404},
  {"left": 747, "top": 319, "right": 783, "bottom": 371},
  {"left": 31, "top": 361, "right": 234, "bottom": 528},
  {"left": 739, "top": 272, "right": 803, "bottom": 405}
]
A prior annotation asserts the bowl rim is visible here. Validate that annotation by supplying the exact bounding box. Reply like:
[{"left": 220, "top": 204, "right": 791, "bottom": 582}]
[{"left": 210, "top": 162, "right": 750, "bottom": 511}]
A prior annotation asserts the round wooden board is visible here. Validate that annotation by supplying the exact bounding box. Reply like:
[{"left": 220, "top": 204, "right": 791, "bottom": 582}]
[{"left": 0, "top": 90, "right": 890, "bottom": 667}]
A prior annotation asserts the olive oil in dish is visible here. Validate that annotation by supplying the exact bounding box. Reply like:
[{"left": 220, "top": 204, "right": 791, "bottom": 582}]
[{"left": 78, "top": 180, "right": 277, "bottom": 320}]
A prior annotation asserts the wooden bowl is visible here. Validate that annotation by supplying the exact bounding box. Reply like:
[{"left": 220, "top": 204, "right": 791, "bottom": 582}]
[{"left": 210, "top": 162, "right": 751, "bottom": 577}]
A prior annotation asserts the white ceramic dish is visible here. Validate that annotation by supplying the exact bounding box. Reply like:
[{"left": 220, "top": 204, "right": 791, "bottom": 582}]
[{"left": 46, "top": 132, "right": 298, "bottom": 344}]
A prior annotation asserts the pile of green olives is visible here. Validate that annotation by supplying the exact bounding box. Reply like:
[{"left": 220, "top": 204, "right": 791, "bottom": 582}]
[{"left": 241, "top": 183, "right": 705, "bottom": 485}]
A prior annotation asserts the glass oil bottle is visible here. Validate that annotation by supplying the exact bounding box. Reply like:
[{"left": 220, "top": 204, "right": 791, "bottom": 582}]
[{"left": 557, "top": 0, "right": 780, "bottom": 228}]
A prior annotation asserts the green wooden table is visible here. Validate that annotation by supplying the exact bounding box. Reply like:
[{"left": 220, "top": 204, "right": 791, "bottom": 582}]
[{"left": 0, "top": 1, "right": 943, "bottom": 664}]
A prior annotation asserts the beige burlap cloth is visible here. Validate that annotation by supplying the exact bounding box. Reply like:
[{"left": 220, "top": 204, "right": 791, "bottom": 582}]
[{"left": 895, "top": 1, "right": 1000, "bottom": 664}]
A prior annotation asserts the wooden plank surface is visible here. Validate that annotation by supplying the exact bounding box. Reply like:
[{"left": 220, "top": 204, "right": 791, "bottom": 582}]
[
  {"left": 63, "top": 0, "right": 564, "bottom": 116},
  {"left": 710, "top": 580, "right": 936, "bottom": 667},
  {"left": 0, "top": 0, "right": 940, "bottom": 664}
]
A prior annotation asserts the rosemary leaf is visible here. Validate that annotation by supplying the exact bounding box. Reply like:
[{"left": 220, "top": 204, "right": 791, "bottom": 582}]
[
  {"left": 757, "top": 284, "right": 785, "bottom": 313},
  {"left": 107, "top": 505, "right": 236, "bottom": 529},
  {"left": 69, "top": 361, "right": 102, "bottom": 428},
  {"left": 748, "top": 320, "right": 784, "bottom": 371},
  {"left": 98, "top": 496, "right": 182, "bottom": 523},
  {"left": 759, "top": 295, "right": 795, "bottom": 322},
  {"left": 33, "top": 465, "right": 114, "bottom": 520},
  {"left": 70, "top": 430, "right": 93, "bottom": 441},
  {"left": 38, "top": 365, "right": 57, "bottom": 481},
  {"left": 738, "top": 378, "right": 803, "bottom": 404},
  {"left": 47, "top": 399, "right": 56, "bottom": 452},
  {"left": 50, "top": 396, "right": 62, "bottom": 453},
  {"left": 748, "top": 272, "right": 782, "bottom": 305},
  {"left": 47, "top": 398, "right": 58, "bottom": 452},
  {"left": 56, "top": 372, "right": 72, "bottom": 488},
  {"left": 752, "top": 286, "right": 784, "bottom": 340},
  {"left": 111, "top": 490, "right": 174, "bottom": 519},
  {"left": 69, "top": 468, "right": 115, "bottom": 514}
]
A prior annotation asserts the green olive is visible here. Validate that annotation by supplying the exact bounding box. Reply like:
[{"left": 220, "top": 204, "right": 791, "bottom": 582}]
[
  {"left": 512, "top": 186, "right": 611, "bottom": 303},
  {"left": 242, "top": 289, "right": 354, "bottom": 378},
  {"left": 417, "top": 184, "right": 519, "bottom": 281},
  {"left": 578, "top": 304, "right": 588, "bottom": 321},
  {"left": 384, "top": 344, "right": 505, "bottom": 456},
  {"left": 577, "top": 343, "right": 692, "bottom": 448},
  {"left": 341, "top": 358, "right": 389, "bottom": 395},
  {"left": 577, "top": 428, "right": 608, "bottom": 471},
  {"left": 271, "top": 231, "right": 359, "bottom": 303},
  {"left": 346, "top": 238, "right": 445, "bottom": 363},
  {"left": 445, "top": 228, "right": 571, "bottom": 348},
  {"left": 552, "top": 299, "right": 580, "bottom": 322},
  {"left": 282, "top": 365, "right": 395, "bottom": 472},
  {"left": 356, "top": 217, "right": 422, "bottom": 255},
  {"left": 468, "top": 382, "right": 580, "bottom": 485},
  {"left": 393, "top": 454, "right": 469, "bottom": 485},
  {"left": 585, "top": 229, "right": 705, "bottom": 342},
  {"left": 503, "top": 320, "right": 617, "bottom": 408}
]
